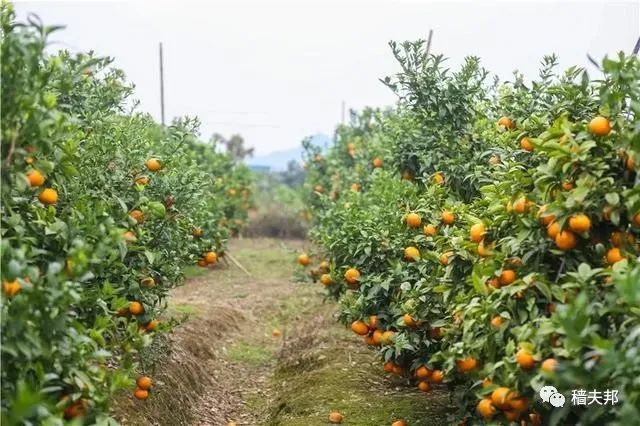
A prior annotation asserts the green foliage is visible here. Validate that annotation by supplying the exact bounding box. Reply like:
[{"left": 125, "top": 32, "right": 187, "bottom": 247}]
[
  {"left": 1, "top": 6, "right": 251, "bottom": 423},
  {"left": 301, "top": 37, "right": 640, "bottom": 425}
]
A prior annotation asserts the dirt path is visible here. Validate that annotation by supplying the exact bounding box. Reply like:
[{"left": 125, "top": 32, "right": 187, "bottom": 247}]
[{"left": 113, "top": 238, "right": 453, "bottom": 426}]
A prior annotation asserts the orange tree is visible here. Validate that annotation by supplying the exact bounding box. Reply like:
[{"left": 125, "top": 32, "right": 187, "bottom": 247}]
[
  {"left": 1, "top": 6, "right": 251, "bottom": 424},
  {"left": 300, "top": 38, "right": 639, "bottom": 425}
]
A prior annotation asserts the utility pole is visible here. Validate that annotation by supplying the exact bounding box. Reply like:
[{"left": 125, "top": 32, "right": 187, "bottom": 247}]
[
  {"left": 425, "top": 29, "right": 434, "bottom": 57},
  {"left": 341, "top": 101, "right": 345, "bottom": 125},
  {"left": 159, "top": 42, "right": 165, "bottom": 126}
]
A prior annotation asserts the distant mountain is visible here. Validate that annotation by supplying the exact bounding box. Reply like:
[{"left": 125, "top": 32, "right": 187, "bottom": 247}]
[{"left": 246, "top": 133, "right": 332, "bottom": 171}]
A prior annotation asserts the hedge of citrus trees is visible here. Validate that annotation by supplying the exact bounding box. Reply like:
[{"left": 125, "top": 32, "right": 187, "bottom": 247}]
[
  {"left": 300, "top": 40, "right": 640, "bottom": 425},
  {"left": 1, "top": 6, "right": 251, "bottom": 424}
]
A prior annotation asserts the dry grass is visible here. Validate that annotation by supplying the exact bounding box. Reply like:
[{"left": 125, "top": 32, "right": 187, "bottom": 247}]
[{"left": 111, "top": 238, "right": 453, "bottom": 425}]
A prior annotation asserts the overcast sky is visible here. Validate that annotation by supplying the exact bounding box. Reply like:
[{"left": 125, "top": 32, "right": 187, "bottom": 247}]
[{"left": 15, "top": 1, "right": 640, "bottom": 155}]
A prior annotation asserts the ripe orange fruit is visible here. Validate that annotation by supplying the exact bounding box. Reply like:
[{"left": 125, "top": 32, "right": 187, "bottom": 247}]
[
  {"left": 423, "top": 224, "right": 437, "bottom": 236},
  {"left": 314, "top": 185, "right": 324, "bottom": 193},
  {"left": 588, "top": 116, "right": 611, "bottom": 136},
  {"left": 129, "top": 210, "right": 144, "bottom": 224},
  {"left": 2, "top": 280, "right": 21, "bottom": 296},
  {"left": 430, "top": 327, "right": 442, "bottom": 339},
  {"left": 383, "top": 361, "right": 394, "bottom": 373},
  {"left": 133, "top": 388, "right": 149, "bottom": 400},
  {"left": 350, "top": 183, "right": 361, "bottom": 192},
  {"left": 205, "top": 251, "right": 218, "bottom": 264},
  {"left": 319, "top": 260, "right": 330, "bottom": 272},
  {"left": 344, "top": 268, "right": 360, "bottom": 285},
  {"left": 328, "top": 411, "right": 343, "bottom": 423},
  {"left": 272, "top": 328, "right": 281, "bottom": 337},
  {"left": 433, "top": 172, "right": 444, "bottom": 185},
  {"left": 555, "top": 230, "right": 577, "bottom": 250},
  {"left": 392, "top": 420, "right": 407, "bottom": 426},
  {"left": 541, "top": 358, "right": 558, "bottom": 373},
  {"left": 520, "top": 137, "right": 533, "bottom": 151},
  {"left": 145, "top": 158, "right": 162, "bottom": 171},
  {"left": 415, "top": 365, "right": 430, "bottom": 379},
  {"left": 456, "top": 357, "right": 478, "bottom": 373},
  {"left": 625, "top": 156, "right": 636, "bottom": 171},
  {"left": 145, "top": 319, "right": 159, "bottom": 331},
  {"left": 129, "top": 301, "right": 144, "bottom": 315},
  {"left": 513, "top": 197, "right": 527, "bottom": 214},
  {"left": 499, "top": 270, "right": 516, "bottom": 286},
  {"left": 516, "top": 349, "right": 535, "bottom": 369},
  {"left": 404, "top": 246, "right": 420, "bottom": 261},
  {"left": 606, "top": 247, "right": 625, "bottom": 264},
  {"left": 487, "top": 277, "right": 500, "bottom": 289},
  {"left": 568, "top": 214, "right": 591, "bottom": 233},
  {"left": 372, "top": 329, "right": 383, "bottom": 345},
  {"left": 439, "top": 251, "right": 452, "bottom": 265},
  {"left": 417, "top": 381, "right": 430, "bottom": 392},
  {"left": 476, "top": 398, "right": 496, "bottom": 420},
  {"left": 538, "top": 205, "right": 555, "bottom": 225},
  {"left": 491, "top": 387, "right": 515, "bottom": 410},
  {"left": 633, "top": 213, "right": 640, "bottom": 227},
  {"left": 547, "top": 221, "right": 560, "bottom": 239},
  {"left": 403, "top": 313, "right": 417, "bottom": 327},
  {"left": 136, "top": 376, "right": 152, "bottom": 390},
  {"left": 476, "top": 241, "right": 491, "bottom": 258},
  {"left": 497, "top": 116, "right": 514, "bottom": 129},
  {"left": 38, "top": 188, "right": 58, "bottom": 205},
  {"left": 320, "top": 274, "right": 333, "bottom": 286},
  {"left": 123, "top": 231, "right": 136, "bottom": 242},
  {"left": 508, "top": 397, "right": 529, "bottom": 413},
  {"left": 372, "top": 157, "right": 383, "bottom": 168},
  {"left": 562, "top": 181, "right": 574, "bottom": 191},
  {"left": 298, "top": 254, "right": 311, "bottom": 266},
  {"left": 490, "top": 315, "right": 503, "bottom": 328},
  {"left": 351, "top": 320, "right": 369, "bottom": 336},
  {"left": 406, "top": 212, "right": 422, "bottom": 228},
  {"left": 369, "top": 315, "right": 379, "bottom": 329},
  {"left": 441, "top": 210, "right": 455, "bottom": 225},
  {"left": 430, "top": 370, "right": 444, "bottom": 383},
  {"left": 27, "top": 170, "right": 45, "bottom": 186},
  {"left": 610, "top": 231, "right": 635, "bottom": 247},
  {"left": 381, "top": 330, "right": 395, "bottom": 345},
  {"left": 470, "top": 222, "right": 486, "bottom": 243}
]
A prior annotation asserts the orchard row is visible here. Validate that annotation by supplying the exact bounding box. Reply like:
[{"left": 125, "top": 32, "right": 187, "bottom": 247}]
[
  {"left": 299, "top": 43, "right": 639, "bottom": 425},
  {"left": 1, "top": 7, "right": 251, "bottom": 424}
]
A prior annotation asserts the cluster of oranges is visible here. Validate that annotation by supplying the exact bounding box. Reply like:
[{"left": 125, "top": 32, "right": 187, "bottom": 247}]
[
  {"left": 25, "top": 168, "right": 58, "bottom": 205},
  {"left": 133, "top": 375, "right": 153, "bottom": 400}
]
